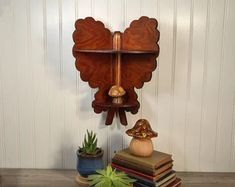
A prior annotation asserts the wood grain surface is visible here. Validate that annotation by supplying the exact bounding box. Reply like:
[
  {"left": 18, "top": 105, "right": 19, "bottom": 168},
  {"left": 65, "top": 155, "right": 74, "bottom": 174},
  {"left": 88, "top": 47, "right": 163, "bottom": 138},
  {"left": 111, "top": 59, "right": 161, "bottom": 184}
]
[
  {"left": 72, "top": 16, "right": 159, "bottom": 125},
  {"left": 0, "top": 169, "right": 235, "bottom": 187}
]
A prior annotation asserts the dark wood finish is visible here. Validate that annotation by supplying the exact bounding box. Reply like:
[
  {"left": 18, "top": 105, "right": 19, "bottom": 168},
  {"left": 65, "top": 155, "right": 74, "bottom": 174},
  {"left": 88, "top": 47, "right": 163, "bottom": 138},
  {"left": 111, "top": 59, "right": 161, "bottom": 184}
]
[
  {"left": 1, "top": 169, "right": 235, "bottom": 187},
  {"left": 73, "top": 16, "right": 160, "bottom": 125},
  {"left": 74, "top": 49, "right": 158, "bottom": 53}
]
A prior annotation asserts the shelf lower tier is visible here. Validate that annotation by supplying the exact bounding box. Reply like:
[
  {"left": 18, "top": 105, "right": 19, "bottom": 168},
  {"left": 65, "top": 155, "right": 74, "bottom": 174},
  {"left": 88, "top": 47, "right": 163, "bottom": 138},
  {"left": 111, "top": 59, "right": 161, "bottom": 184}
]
[
  {"left": 74, "top": 49, "right": 158, "bottom": 54},
  {"left": 92, "top": 101, "right": 139, "bottom": 109}
]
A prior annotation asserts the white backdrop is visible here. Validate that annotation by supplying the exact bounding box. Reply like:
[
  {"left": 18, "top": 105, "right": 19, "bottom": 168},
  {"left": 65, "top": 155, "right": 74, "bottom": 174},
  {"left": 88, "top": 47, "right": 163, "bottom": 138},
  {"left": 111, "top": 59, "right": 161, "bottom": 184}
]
[{"left": 0, "top": 0, "right": 235, "bottom": 172}]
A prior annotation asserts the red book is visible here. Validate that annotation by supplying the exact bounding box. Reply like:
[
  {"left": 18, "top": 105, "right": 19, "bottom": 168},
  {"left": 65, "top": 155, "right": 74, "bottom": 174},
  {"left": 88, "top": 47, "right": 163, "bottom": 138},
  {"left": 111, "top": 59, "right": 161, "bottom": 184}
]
[{"left": 112, "top": 163, "right": 154, "bottom": 180}]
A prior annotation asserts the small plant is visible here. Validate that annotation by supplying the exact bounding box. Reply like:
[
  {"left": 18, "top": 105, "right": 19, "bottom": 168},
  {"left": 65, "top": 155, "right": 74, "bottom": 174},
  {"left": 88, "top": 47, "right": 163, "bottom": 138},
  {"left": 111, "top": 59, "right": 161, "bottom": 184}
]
[
  {"left": 88, "top": 165, "right": 136, "bottom": 187},
  {"left": 79, "top": 130, "right": 100, "bottom": 155},
  {"left": 77, "top": 130, "right": 104, "bottom": 176}
]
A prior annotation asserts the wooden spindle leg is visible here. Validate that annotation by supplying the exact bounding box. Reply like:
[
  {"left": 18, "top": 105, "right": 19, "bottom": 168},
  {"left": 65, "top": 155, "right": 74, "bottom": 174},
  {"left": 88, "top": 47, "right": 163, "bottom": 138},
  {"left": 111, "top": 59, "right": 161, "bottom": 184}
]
[
  {"left": 119, "top": 108, "right": 127, "bottom": 126},
  {"left": 105, "top": 108, "right": 116, "bottom": 125}
]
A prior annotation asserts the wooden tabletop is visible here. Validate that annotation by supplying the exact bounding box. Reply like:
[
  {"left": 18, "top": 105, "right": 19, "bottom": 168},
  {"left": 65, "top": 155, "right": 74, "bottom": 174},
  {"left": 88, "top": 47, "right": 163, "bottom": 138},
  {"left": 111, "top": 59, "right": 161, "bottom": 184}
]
[{"left": 0, "top": 169, "right": 235, "bottom": 187}]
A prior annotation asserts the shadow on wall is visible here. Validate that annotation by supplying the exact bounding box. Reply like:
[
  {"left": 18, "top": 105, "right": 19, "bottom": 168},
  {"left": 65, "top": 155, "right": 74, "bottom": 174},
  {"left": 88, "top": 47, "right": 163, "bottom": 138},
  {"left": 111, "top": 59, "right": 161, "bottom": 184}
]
[
  {"left": 52, "top": 113, "right": 108, "bottom": 169},
  {"left": 52, "top": 131, "right": 77, "bottom": 169}
]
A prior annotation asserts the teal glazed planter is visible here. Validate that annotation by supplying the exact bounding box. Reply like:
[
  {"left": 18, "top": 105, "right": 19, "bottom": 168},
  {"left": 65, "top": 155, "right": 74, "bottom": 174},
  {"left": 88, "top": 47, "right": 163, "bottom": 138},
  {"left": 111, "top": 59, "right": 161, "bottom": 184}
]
[{"left": 76, "top": 149, "right": 104, "bottom": 177}]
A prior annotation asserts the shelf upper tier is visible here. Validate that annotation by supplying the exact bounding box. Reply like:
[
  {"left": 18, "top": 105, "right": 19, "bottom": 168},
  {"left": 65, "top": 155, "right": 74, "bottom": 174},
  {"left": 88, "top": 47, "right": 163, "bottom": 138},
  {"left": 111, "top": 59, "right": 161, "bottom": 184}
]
[{"left": 73, "top": 49, "right": 158, "bottom": 54}]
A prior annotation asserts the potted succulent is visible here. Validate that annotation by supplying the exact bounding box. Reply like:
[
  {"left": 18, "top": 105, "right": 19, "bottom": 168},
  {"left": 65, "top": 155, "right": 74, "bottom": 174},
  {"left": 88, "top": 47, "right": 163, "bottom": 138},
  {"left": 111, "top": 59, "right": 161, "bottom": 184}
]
[
  {"left": 88, "top": 165, "right": 136, "bottom": 187},
  {"left": 126, "top": 119, "right": 158, "bottom": 157},
  {"left": 77, "top": 130, "right": 104, "bottom": 177}
]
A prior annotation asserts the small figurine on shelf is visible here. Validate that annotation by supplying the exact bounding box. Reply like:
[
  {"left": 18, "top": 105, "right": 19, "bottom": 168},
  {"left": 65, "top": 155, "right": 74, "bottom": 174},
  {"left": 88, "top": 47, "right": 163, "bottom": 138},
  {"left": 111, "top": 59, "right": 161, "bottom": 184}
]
[
  {"left": 108, "top": 85, "right": 126, "bottom": 104},
  {"left": 126, "top": 119, "right": 158, "bottom": 157}
]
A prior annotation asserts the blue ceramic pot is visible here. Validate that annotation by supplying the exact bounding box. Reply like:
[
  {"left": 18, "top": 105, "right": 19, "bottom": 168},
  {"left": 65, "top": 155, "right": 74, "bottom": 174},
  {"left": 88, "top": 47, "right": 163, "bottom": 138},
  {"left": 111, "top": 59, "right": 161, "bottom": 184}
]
[{"left": 76, "top": 149, "right": 104, "bottom": 177}]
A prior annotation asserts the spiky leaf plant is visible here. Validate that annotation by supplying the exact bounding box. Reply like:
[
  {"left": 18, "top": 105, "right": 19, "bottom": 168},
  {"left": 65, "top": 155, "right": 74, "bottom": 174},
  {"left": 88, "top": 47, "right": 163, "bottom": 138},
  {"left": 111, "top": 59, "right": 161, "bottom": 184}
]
[
  {"left": 88, "top": 165, "right": 136, "bottom": 187},
  {"left": 79, "top": 130, "right": 99, "bottom": 155}
]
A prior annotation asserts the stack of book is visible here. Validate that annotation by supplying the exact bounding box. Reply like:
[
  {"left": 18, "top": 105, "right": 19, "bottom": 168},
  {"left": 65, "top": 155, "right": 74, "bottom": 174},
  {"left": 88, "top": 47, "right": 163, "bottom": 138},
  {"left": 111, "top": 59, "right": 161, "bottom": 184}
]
[{"left": 111, "top": 148, "right": 181, "bottom": 187}]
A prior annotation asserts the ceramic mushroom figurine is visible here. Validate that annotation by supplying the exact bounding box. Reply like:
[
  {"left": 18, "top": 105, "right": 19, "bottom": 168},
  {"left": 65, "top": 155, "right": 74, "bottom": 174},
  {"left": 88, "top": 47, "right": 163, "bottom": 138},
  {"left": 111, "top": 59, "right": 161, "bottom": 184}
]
[
  {"left": 126, "top": 119, "right": 158, "bottom": 157},
  {"left": 108, "top": 85, "right": 126, "bottom": 104}
]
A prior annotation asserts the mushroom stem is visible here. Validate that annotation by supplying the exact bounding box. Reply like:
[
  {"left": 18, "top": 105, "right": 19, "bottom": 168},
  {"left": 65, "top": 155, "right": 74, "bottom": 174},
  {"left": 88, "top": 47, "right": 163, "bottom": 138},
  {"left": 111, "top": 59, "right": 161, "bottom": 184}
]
[
  {"left": 108, "top": 85, "right": 126, "bottom": 104},
  {"left": 112, "top": 97, "right": 123, "bottom": 104}
]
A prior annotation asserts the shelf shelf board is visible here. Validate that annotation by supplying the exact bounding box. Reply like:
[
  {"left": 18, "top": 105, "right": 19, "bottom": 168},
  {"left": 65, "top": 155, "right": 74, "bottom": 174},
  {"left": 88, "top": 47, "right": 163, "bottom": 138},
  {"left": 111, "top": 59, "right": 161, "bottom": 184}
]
[
  {"left": 92, "top": 101, "right": 139, "bottom": 109},
  {"left": 74, "top": 49, "right": 158, "bottom": 54}
]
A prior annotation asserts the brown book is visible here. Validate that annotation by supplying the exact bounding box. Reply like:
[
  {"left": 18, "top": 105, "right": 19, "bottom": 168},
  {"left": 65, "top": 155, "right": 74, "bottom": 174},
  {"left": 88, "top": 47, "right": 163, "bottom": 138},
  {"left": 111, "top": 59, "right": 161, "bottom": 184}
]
[
  {"left": 112, "top": 157, "right": 173, "bottom": 176},
  {"left": 157, "top": 172, "right": 176, "bottom": 187},
  {"left": 160, "top": 176, "right": 176, "bottom": 187},
  {"left": 115, "top": 148, "right": 172, "bottom": 170},
  {"left": 155, "top": 168, "right": 173, "bottom": 181},
  {"left": 112, "top": 162, "right": 173, "bottom": 182}
]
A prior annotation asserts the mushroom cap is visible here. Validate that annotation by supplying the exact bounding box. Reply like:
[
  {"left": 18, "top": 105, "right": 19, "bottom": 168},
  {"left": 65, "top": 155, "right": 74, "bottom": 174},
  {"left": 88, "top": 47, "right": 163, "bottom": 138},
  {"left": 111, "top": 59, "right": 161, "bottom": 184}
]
[
  {"left": 126, "top": 119, "right": 158, "bottom": 139},
  {"left": 108, "top": 85, "right": 126, "bottom": 97}
]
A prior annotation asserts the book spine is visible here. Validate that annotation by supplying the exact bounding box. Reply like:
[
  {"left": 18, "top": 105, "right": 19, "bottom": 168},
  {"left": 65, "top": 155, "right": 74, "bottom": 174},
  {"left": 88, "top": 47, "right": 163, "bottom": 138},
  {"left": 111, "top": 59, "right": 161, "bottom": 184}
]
[
  {"left": 113, "top": 157, "right": 173, "bottom": 176},
  {"left": 112, "top": 163, "right": 154, "bottom": 181},
  {"left": 134, "top": 181, "right": 153, "bottom": 187},
  {"left": 112, "top": 159, "right": 155, "bottom": 176},
  {"left": 115, "top": 155, "right": 154, "bottom": 169}
]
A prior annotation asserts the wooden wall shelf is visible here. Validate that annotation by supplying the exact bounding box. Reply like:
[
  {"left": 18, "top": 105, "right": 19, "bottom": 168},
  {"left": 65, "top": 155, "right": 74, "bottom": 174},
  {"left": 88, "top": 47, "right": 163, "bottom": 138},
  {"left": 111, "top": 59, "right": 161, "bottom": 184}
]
[
  {"left": 74, "top": 49, "right": 158, "bottom": 54},
  {"left": 73, "top": 16, "right": 160, "bottom": 126}
]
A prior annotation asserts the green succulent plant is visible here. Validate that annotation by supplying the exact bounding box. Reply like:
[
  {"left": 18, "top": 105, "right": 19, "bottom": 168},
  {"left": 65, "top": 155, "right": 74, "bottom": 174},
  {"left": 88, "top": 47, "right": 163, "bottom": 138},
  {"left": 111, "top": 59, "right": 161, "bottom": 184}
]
[
  {"left": 88, "top": 165, "right": 136, "bottom": 187},
  {"left": 79, "top": 130, "right": 99, "bottom": 155}
]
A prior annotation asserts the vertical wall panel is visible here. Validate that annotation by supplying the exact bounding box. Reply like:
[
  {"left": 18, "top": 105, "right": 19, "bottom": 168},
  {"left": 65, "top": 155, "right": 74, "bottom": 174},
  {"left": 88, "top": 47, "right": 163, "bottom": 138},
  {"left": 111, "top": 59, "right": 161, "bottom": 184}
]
[
  {"left": 0, "top": 0, "right": 8, "bottom": 168},
  {"left": 171, "top": 0, "right": 191, "bottom": 171},
  {"left": 141, "top": 0, "right": 158, "bottom": 149},
  {"left": 15, "top": 0, "right": 35, "bottom": 168},
  {"left": 76, "top": 0, "right": 93, "bottom": 155},
  {"left": 0, "top": 0, "right": 20, "bottom": 168},
  {"left": 199, "top": 0, "right": 226, "bottom": 172},
  {"left": 215, "top": 0, "right": 235, "bottom": 172},
  {"left": 31, "top": 0, "right": 51, "bottom": 168},
  {"left": 109, "top": 0, "right": 124, "bottom": 32},
  {"left": 92, "top": 0, "right": 109, "bottom": 165},
  {"left": 157, "top": 0, "right": 174, "bottom": 154},
  {"left": 231, "top": 94, "right": 235, "bottom": 171},
  {"left": 184, "top": 0, "right": 208, "bottom": 171},
  {"left": 0, "top": 78, "right": 3, "bottom": 167},
  {"left": 61, "top": 0, "right": 78, "bottom": 169},
  {"left": 0, "top": 0, "right": 235, "bottom": 171},
  {"left": 0, "top": 36, "right": 5, "bottom": 167},
  {"left": 46, "top": 0, "right": 64, "bottom": 168},
  {"left": 123, "top": 0, "right": 142, "bottom": 149}
]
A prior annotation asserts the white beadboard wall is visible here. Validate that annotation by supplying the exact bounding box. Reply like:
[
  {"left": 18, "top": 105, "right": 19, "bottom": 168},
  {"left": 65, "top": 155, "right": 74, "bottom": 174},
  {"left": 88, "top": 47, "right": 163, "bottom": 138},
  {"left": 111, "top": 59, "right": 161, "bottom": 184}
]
[{"left": 0, "top": 0, "right": 235, "bottom": 172}]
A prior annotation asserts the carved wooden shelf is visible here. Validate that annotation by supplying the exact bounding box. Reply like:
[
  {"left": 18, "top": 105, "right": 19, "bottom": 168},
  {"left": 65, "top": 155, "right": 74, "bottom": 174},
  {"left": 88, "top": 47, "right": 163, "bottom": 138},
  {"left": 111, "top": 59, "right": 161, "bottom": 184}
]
[
  {"left": 74, "top": 49, "right": 158, "bottom": 54},
  {"left": 72, "top": 16, "right": 159, "bottom": 126}
]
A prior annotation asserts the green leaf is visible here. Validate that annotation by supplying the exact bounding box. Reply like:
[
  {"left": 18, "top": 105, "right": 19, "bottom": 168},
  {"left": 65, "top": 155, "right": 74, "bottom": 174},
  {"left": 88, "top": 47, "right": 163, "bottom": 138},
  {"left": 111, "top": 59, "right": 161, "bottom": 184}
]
[
  {"left": 106, "top": 165, "right": 113, "bottom": 177},
  {"left": 91, "top": 132, "right": 96, "bottom": 142},
  {"left": 102, "top": 178, "right": 112, "bottom": 187},
  {"left": 95, "top": 180, "right": 106, "bottom": 187},
  {"left": 88, "top": 166, "right": 134, "bottom": 187},
  {"left": 87, "top": 174, "right": 102, "bottom": 180},
  {"left": 84, "top": 135, "right": 87, "bottom": 145},
  {"left": 96, "top": 169, "right": 106, "bottom": 176},
  {"left": 94, "top": 139, "right": 97, "bottom": 148},
  {"left": 89, "top": 177, "right": 104, "bottom": 186}
]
